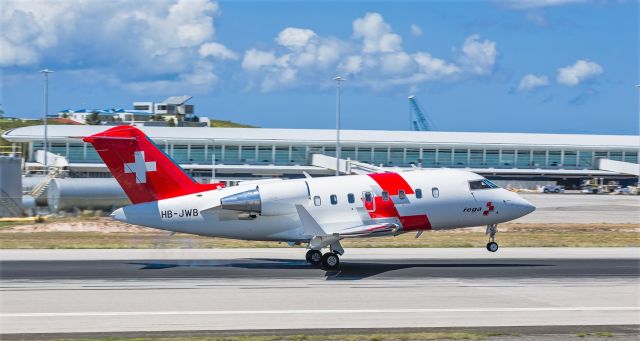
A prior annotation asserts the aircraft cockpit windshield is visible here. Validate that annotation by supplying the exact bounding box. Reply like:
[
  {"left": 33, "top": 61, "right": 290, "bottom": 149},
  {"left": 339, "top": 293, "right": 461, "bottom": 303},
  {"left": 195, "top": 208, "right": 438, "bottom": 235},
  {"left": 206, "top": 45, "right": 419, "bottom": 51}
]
[{"left": 469, "top": 178, "right": 499, "bottom": 190}]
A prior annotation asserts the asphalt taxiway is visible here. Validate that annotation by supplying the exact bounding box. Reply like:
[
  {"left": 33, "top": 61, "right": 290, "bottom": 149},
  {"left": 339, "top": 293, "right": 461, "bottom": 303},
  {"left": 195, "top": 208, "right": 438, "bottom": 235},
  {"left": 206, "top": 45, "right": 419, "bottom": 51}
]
[{"left": 1, "top": 248, "right": 638, "bottom": 336}]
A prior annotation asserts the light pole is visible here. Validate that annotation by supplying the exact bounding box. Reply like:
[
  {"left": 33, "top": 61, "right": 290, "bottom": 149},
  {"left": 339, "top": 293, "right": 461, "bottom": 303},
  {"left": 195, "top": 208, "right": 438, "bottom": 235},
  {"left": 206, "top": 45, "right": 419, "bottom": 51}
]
[
  {"left": 40, "top": 69, "right": 54, "bottom": 168},
  {"left": 334, "top": 76, "right": 345, "bottom": 176}
]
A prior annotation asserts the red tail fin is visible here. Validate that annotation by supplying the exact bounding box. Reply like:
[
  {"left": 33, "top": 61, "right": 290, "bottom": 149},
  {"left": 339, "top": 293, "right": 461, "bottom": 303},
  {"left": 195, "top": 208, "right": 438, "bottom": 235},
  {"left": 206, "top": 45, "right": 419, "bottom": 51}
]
[{"left": 83, "top": 126, "right": 223, "bottom": 204}]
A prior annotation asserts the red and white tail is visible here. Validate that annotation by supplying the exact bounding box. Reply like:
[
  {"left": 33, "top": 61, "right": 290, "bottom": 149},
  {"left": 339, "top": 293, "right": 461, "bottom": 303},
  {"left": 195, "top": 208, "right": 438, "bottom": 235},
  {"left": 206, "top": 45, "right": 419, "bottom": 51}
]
[{"left": 83, "top": 126, "right": 223, "bottom": 204}]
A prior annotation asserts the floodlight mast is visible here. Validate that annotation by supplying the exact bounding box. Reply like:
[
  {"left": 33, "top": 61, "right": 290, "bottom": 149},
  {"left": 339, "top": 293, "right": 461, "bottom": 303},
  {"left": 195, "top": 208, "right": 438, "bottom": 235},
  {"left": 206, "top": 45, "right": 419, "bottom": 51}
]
[
  {"left": 334, "top": 76, "right": 345, "bottom": 176},
  {"left": 40, "top": 69, "right": 54, "bottom": 168}
]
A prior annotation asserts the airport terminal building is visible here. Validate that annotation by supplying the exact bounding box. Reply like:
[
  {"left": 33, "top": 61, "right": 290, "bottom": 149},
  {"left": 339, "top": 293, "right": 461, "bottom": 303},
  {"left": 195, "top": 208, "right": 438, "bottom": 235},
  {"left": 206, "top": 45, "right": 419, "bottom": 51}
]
[{"left": 3, "top": 125, "right": 639, "bottom": 186}]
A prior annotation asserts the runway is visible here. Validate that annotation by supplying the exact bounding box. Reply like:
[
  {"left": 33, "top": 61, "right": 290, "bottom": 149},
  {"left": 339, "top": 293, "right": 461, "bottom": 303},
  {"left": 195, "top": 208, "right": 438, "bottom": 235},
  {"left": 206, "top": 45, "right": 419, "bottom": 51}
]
[{"left": 1, "top": 248, "right": 639, "bottom": 336}]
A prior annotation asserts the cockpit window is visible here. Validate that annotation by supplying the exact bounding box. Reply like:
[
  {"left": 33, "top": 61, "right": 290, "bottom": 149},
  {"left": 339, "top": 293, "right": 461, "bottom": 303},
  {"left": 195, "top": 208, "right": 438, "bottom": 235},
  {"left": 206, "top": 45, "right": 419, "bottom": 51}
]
[{"left": 469, "top": 179, "right": 499, "bottom": 190}]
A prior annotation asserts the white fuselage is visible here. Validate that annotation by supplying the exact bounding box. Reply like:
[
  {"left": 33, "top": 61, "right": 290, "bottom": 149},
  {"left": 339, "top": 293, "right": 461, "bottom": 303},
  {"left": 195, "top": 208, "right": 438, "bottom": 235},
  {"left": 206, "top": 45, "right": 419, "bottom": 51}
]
[{"left": 112, "top": 169, "right": 535, "bottom": 242}]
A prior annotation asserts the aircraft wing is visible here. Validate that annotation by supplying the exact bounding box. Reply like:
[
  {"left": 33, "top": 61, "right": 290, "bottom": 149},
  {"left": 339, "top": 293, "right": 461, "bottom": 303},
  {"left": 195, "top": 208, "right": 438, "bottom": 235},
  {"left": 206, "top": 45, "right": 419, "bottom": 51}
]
[{"left": 295, "top": 204, "right": 399, "bottom": 239}]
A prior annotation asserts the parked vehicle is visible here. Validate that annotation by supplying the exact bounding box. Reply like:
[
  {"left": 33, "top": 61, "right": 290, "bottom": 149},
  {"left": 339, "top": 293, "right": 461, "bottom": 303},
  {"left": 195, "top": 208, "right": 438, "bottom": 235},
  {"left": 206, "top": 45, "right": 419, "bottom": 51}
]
[{"left": 541, "top": 185, "right": 565, "bottom": 193}]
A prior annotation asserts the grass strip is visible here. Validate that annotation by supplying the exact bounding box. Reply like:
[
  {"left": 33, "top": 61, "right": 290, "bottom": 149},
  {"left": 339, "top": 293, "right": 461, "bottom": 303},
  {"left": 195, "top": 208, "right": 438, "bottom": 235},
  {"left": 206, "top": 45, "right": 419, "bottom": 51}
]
[{"left": 50, "top": 331, "right": 507, "bottom": 341}]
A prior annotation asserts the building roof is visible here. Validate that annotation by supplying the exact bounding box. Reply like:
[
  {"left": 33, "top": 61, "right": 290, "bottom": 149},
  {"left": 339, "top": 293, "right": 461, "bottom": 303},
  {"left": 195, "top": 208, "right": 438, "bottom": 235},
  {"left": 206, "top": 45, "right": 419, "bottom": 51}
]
[
  {"left": 3, "top": 125, "right": 639, "bottom": 150},
  {"left": 161, "top": 96, "right": 192, "bottom": 105}
]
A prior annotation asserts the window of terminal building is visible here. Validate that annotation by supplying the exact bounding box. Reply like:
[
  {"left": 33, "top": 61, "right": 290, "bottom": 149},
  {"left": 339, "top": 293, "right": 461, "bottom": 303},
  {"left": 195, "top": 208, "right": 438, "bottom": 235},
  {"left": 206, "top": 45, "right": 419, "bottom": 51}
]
[
  {"left": 609, "top": 151, "right": 623, "bottom": 161},
  {"left": 347, "top": 193, "right": 355, "bottom": 204},
  {"left": 423, "top": 149, "right": 436, "bottom": 166},
  {"left": 406, "top": 149, "right": 419, "bottom": 165},
  {"left": 485, "top": 150, "right": 499, "bottom": 167},
  {"left": 330, "top": 194, "right": 338, "bottom": 205},
  {"left": 373, "top": 147, "right": 388, "bottom": 165},
  {"left": 190, "top": 145, "right": 205, "bottom": 163},
  {"left": 389, "top": 148, "right": 404, "bottom": 165},
  {"left": 134, "top": 105, "right": 150, "bottom": 110},
  {"left": 516, "top": 150, "right": 532, "bottom": 167},
  {"left": 257, "top": 146, "right": 272, "bottom": 163},
  {"left": 501, "top": 150, "right": 515, "bottom": 167},
  {"left": 578, "top": 151, "right": 593, "bottom": 168},
  {"left": 563, "top": 151, "right": 577, "bottom": 167},
  {"left": 324, "top": 147, "right": 336, "bottom": 157},
  {"left": 548, "top": 151, "right": 561, "bottom": 167},
  {"left": 67, "top": 143, "right": 84, "bottom": 162},
  {"left": 240, "top": 145, "right": 256, "bottom": 163},
  {"left": 532, "top": 151, "right": 546, "bottom": 167},
  {"left": 624, "top": 152, "right": 638, "bottom": 164},
  {"left": 172, "top": 144, "right": 189, "bottom": 163},
  {"left": 291, "top": 146, "right": 307, "bottom": 164},
  {"left": 358, "top": 147, "right": 372, "bottom": 163},
  {"left": 210, "top": 146, "right": 222, "bottom": 163},
  {"left": 274, "top": 146, "right": 289, "bottom": 164},
  {"left": 438, "top": 149, "right": 452, "bottom": 166},
  {"left": 224, "top": 146, "right": 240, "bottom": 164},
  {"left": 469, "top": 149, "right": 483, "bottom": 166},
  {"left": 341, "top": 147, "right": 356, "bottom": 161},
  {"left": 50, "top": 143, "right": 66, "bottom": 157},
  {"left": 85, "top": 145, "right": 101, "bottom": 162},
  {"left": 453, "top": 149, "right": 467, "bottom": 167}
]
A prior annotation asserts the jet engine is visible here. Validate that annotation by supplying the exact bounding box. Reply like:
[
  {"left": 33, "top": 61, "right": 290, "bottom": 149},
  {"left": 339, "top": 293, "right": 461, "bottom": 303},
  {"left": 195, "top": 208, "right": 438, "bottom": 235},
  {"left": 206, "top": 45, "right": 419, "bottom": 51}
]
[{"left": 220, "top": 180, "right": 309, "bottom": 216}]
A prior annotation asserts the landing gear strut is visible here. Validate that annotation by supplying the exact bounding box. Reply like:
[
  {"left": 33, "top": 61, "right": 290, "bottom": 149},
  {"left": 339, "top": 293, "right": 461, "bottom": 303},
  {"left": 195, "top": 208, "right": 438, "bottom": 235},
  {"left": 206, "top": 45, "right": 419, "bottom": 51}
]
[{"left": 486, "top": 224, "right": 498, "bottom": 252}]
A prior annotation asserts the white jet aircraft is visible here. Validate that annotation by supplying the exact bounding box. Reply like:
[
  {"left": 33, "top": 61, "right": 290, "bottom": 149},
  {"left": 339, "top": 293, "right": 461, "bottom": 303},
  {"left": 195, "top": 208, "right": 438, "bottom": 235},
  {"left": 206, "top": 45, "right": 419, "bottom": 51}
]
[{"left": 84, "top": 126, "right": 536, "bottom": 269}]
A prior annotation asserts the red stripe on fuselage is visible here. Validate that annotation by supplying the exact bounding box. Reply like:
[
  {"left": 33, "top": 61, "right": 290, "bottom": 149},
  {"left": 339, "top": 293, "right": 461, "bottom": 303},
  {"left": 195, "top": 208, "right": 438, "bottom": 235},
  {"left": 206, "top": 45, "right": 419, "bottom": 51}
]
[{"left": 366, "top": 172, "right": 431, "bottom": 231}]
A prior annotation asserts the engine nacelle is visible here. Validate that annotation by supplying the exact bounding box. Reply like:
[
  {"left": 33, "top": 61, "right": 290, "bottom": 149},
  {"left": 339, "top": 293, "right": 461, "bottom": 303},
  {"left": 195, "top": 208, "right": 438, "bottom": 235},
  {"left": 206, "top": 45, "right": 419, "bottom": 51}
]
[{"left": 220, "top": 180, "right": 309, "bottom": 216}]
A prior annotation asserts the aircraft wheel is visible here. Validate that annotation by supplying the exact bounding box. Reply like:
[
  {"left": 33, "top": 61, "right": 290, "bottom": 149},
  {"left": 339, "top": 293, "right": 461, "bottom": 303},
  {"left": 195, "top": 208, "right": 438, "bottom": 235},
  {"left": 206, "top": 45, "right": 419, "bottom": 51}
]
[
  {"left": 305, "top": 250, "right": 322, "bottom": 265},
  {"left": 321, "top": 252, "right": 340, "bottom": 269},
  {"left": 487, "top": 242, "right": 499, "bottom": 252}
]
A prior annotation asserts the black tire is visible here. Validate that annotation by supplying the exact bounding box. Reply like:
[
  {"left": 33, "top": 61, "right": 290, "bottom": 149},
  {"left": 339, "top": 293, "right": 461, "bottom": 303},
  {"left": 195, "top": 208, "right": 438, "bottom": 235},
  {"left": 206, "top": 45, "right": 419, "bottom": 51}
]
[
  {"left": 321, "top": 252, "right": 340, "bottom": 269},
  {"left": 306, "top": 250, "right": 322, "bottom": 265},
  {"left": 543, "top": 189, "right": 549, "bottom": 193},
  {"left": 487, "top": 242, "right": 499, "bottom": 252}
]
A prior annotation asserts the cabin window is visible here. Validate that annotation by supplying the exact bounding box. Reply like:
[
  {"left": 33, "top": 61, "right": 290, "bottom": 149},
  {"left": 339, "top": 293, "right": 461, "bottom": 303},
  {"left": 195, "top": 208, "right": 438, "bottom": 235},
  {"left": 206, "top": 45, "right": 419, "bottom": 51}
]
[
  {"left": 347, "top": 193, "right": 355, "bottom": 204},
  {"left": 381, "top": 191, "right": 389, "bottom": 201},
  {"left": 363, "top": 191, "right": 373, "bottom": 203},
  {"left": 415, "top": 188, "right": 422, "bottom": 199},
  {"left": 330, "top": 194, "right": 338, "bottom": 205},
  {"left": 398, "top": 190, "right": 406, "bottom": 200},
  {"left": 432, "top": 187, "right": 439, "bottom": 198},
  {"left": 313, "top": 196, "right": 321, "bottom": 206}
]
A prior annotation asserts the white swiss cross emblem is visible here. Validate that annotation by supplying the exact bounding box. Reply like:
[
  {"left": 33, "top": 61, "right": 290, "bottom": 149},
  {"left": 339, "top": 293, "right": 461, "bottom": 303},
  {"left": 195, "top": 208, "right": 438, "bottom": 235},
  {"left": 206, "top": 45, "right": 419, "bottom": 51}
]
[{"left": 124, "top": 151, "right": 156, "bottom": 184}]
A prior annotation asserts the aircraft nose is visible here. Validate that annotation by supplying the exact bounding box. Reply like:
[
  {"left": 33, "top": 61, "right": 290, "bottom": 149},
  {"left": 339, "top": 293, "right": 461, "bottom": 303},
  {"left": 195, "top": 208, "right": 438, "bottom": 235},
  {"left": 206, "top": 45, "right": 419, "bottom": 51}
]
[
  {"left": 110, "top": 207, "right": 126, "bottom": 222},
  {"left": 512, "top": 196, "right": 536, "bottom": 217}
]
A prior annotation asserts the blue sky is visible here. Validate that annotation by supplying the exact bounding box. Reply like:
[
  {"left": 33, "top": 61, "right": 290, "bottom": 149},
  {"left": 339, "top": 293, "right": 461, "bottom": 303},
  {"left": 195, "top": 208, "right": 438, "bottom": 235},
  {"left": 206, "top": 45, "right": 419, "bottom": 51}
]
[{"left": 1, "top": 0, "right": 638, "bottom": 135}]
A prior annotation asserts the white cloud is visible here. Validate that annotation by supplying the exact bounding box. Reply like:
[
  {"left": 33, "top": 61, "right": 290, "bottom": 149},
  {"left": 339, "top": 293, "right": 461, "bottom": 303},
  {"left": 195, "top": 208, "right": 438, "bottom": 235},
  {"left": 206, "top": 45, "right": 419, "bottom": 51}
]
[
  {"left": 457, "top": 34, "right": 497, "bottom": 75},
  {"left": 276, "top": 28, "right": 317, "bottom": 49},
  {"left": 1, "top": 0, "right": 233, "bottom": 92},
  {"left": 413, "top": 52, "right": 461, "bottom": 79},
  {"left": 501, "top": 0, "right": 587, "bottom": 9},
  {"left": 517, "top": 74, "right": 549, "bottom": 91},
  {"left": 353, "top": 12, "right": 403, "bottom": 53},
  {"left": 242, "top": 12, "right": 497, "bottom": 92},
  {"left": 410, "top": 24, "right": 423, "bottom": 37},
  {"left": 557, "top": 60, "right": 603, "bottom": 86},
  {"left": 199, "top": 42, "right": 238, "bottom": 60}
]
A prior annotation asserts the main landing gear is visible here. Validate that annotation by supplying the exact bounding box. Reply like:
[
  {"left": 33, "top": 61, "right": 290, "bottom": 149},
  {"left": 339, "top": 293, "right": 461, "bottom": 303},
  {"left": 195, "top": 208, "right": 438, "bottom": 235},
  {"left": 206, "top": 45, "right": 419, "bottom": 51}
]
[
  {"left": 486, "top": 224, "right": 499, "bottom": 252},
  {"left": 305, "top": 249, "right": 340, "bottom": 269}
]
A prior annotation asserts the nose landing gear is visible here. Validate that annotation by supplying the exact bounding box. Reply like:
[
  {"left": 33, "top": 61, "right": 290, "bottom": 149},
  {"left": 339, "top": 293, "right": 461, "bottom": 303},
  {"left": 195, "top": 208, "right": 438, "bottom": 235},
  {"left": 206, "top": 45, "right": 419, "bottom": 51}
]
[{"left": 486, "top": 224, "right": 499, "bottom": 252}]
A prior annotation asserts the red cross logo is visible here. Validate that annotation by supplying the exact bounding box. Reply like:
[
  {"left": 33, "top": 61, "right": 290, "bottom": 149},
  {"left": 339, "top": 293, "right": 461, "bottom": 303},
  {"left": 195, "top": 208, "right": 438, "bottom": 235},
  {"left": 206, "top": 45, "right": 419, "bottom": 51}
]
[{"left": 483, "top": 201, "right": 495, "bottom": 216}]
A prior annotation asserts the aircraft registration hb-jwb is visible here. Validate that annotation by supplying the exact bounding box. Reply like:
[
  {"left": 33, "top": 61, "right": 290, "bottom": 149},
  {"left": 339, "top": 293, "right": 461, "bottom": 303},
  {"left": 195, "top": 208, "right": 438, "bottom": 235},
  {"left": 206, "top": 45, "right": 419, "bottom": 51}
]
[{"left": 84, "top": 126, "right": 536, "bottom": 269}]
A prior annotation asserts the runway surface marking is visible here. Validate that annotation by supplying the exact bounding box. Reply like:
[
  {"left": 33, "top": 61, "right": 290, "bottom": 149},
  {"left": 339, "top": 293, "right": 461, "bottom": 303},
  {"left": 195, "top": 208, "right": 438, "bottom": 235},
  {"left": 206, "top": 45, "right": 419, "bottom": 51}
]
[{"left": 4, "top": 306, "right": 639, "bottom": 318}]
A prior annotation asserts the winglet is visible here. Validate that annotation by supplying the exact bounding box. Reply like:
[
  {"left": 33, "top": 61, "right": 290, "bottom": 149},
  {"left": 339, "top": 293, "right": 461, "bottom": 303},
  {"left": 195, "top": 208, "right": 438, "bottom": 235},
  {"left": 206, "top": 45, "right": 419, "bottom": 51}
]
[{"left": 295, "top": 204, "right": 327, "bottom": 237}]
